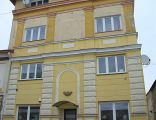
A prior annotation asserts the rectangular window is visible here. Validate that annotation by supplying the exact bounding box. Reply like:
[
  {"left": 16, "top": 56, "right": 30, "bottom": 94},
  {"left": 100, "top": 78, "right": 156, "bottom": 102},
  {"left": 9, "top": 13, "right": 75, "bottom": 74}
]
[
  {"left": 24, "top": 26, "right": 46, "bottom": 42},
  {"left": 17, "top": 106, "right": 40, "bottom": 120},
  {"left": 95, "top": 15, "right": 122, "bottom": 33},
  {"left": 21, "top": 63, "right": 42, "bottom": 80},
  {"left": 100, "top": 102, "right": 129, "bottom": 120},
  {"left": 30, "top": 0, "right": 49, "bottom": 6},
  {"left": 97, "top": 56, "right": 125, "bottom": 74}
]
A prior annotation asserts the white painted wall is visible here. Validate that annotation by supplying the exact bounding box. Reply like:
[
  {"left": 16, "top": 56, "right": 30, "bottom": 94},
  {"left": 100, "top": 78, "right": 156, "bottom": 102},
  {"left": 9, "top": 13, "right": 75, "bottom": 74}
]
[{"left": 0, "top": 61, "right": 10, "bottom": 94}]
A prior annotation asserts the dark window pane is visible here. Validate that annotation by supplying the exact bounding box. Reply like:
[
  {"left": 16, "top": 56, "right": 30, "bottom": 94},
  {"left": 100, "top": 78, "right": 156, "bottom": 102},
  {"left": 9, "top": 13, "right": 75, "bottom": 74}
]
[
  {"left": 98, "top": 58, "right": 106, "bottom": 74},
  {"left": 108, "top": 56, "right": 116, "bottom": 73},
  {"left": 36, "top": 64, "right": 42, "bottom": 78},
  {"left": 44, "top": 0, "right": 48, "bottom": 4},
  {"left": 30, "top": 107, "right": 40, "bottom": 120},
  {"left": 31, "top": 2, "right": 36, "bottom": 6},
  {"left": 101, "top": 103, "right": 113, "bottom": 120},
  {"left": 115, "top": 103, "right": 129, "bottom": 120},
  {"left": 117, "top": 56, "right": 125, "bottom": 73},
  {"left": 32, "top": 27, "right": 39, "bottom": 40},
  {"left": 39, "top": 26, "right": 45, "bottom": 40},
  {"left": 29, "top": 64, "right": 35, "bottom": 79},
  {"left": 37, "top": 1, "right": 42, "bottom": 5},
  {"left": 64, "top": 109, "right": 76, "bottom": 120},
  {"left": 21, "top": 65, "right": 28, "bottom": 79},
  {"left": 113, "top": 16, "right": 121, "bottom": 30},
  {"left": 25, "top": 28, "right": 31, "bottom": 41},
  {"left": 115, "top": 103, "right": 128, "bottom": 110},
  {"left": 105, "top": 17, "right": 112, "bottom": 31},
  {"left": 96, "top": 18, "right": 103, "bottom": 33},
  {"left": 18, "top": 107, "right": 28, "bottom": 120}
]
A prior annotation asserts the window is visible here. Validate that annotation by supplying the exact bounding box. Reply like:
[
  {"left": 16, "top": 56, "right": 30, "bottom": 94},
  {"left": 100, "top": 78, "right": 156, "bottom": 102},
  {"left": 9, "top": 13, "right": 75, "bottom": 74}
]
[
  {"left": 24, "top": 26, "right": 46, "bottom": 42},
  {"left": 17, "top": 106, "right": 40, "bottom": 120},
  {"left": 30, "top": 0, "right": 48, "bottom": 6},
  {"left": 100, "top": 102, "right": 129, "bottom": 120},
  {"left": 21, "top": 63, "right": 42, "bottom": 80},
  {"left": 95, "top": 15, "right": 122, "bottom": 33},
  {"left": 97, "top": 56, "right": 125, "bottom": 74}
]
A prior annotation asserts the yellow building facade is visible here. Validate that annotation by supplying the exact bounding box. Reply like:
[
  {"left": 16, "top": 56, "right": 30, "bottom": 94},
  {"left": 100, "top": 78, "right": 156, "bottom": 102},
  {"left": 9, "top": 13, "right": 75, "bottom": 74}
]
[{"left": 4, "top": 0, "right": 148, "bottom": 120}]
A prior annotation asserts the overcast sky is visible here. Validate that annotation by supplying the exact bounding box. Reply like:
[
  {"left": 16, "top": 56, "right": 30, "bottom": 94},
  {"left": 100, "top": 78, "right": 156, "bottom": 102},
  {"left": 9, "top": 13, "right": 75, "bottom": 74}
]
[{"left": 0, "top": 0, "right": 156, "bottom": 92}]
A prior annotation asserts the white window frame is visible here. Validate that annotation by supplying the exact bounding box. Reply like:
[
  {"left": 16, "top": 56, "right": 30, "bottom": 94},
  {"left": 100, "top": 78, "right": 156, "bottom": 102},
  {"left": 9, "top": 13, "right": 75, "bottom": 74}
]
[
  {"left": 24, "top": 26, "right": 46, "bottom": 42},
  {"left": 97, "top": 56, "right": 126, "bottom": 75},
  {"left": 95, "top": 15, "right": 122, "bottom": 33},
  {"left": 30, "top": 0, "right": 48, "bottom": 6},
  {"left": 20, "top": 63, "right": 42, "bottom": 80},
  {"left": 16, "top": 106, "right": 40, "bottom": 120},
  {"left": 99, "top": 102, "right": 130, "bottom": 120}
]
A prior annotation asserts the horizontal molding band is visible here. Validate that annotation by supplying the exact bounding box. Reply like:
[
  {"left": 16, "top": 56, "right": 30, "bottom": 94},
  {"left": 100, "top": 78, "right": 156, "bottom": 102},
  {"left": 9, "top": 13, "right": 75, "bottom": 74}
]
[
  {"left": 11, "top": 44, "right": 141, "bottom": 62},
  {"left": 16, "top": 33, "right": 137, "bottom": 49}
]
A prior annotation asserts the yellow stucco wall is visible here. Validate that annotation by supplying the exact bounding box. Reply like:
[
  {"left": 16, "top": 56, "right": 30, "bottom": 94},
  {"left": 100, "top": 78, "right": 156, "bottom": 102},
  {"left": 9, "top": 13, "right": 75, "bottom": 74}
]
[{"left": 5, "top": 0, "right": 148, "bottom": 120}]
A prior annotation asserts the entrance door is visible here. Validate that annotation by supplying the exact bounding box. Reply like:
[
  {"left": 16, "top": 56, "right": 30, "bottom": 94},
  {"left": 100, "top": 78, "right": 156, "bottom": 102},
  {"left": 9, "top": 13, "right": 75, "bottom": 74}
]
[{"left": 64, "top": 109, "right": 77, "bottom": 120}]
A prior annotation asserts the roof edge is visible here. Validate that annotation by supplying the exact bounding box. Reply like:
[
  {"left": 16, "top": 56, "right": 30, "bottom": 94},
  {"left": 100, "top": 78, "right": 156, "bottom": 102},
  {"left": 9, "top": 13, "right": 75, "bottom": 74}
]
[{"left": 10, "top": 0, "right": 15, "bottom": 5}]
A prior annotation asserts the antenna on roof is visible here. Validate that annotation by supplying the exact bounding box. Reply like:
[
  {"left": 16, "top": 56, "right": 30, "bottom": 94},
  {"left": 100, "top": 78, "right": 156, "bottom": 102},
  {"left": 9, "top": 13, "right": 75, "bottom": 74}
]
[{"left": 22, "top": 0, "right": 30, "bottom": 5}]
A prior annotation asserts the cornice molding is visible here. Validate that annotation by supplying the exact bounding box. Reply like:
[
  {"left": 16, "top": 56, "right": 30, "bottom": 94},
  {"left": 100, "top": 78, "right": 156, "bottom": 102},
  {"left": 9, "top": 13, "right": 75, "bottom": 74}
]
[
  {"left": 11, "top": 44, "right": 141, "bottom": 61},
  {"left": 13, "top": 0, "right": 90, "bottom": 15}
]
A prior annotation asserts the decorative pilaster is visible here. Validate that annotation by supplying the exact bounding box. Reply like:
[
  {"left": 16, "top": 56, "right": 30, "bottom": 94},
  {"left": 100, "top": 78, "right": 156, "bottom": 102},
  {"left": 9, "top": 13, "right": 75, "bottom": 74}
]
[
  {"left": 40, "top": 64, "right": 54, "bottom": 117},
  {"left": 14, "top": 19, "right": 24, "bottom": 47},
  {"left": 3, "top": 66, "right": 19, "bottom": 116},
  {"left": 127, "top": 56, "right": 147, "bottom": 114},
  {"left": 84, "top": 7, "right": 94, "bottom": 38},
  {"left": 46, "top": 13, "right": 56, "bottom": 43},
  {"left": 83, "top": 61, "right": 97, "bottom": 116}
]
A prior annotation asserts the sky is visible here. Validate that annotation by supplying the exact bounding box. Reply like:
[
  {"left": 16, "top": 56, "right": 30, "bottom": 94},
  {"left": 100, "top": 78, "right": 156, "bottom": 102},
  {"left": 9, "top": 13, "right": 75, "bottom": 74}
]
[{"left": 0, "top": 0, "right": 156, "bottom": 92}]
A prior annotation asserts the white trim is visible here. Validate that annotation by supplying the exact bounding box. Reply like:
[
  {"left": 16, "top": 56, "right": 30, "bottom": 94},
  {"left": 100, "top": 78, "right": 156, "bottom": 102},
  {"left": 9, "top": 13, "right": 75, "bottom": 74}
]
[
  {"left": 95, "top": 19, "right": 97, "bottom": 33},
  {"left": 97, "top": 56, "right": 126, "bottom": 74},
  {"left": 106, "top": 57, "right": 108, "bottom": 73},
  {"left": 119, "top": 16, "right": 122, "bottom": 30},
  {"left": 113, "top": 103, "right": 116, "bottom": 120},
  {"left": 34, "top": 64, "right": 37, "bottom": 78},
  {"left": 38, "top": 26, "right": 41, "bottom": 40},
  {"left": 16, "top": 106, "right": 19, "bottom": 120},
  {"left": 27, "top": 64, "right": 30, "bottom": 79},
  {"left": 24, "top": 26, "right": 46, "bottom": 42},
  {"left": 103, "top": 18, "right": 105, "bottom": 32},
  {"left": 95, "top": 15, "right": 122, "bottom": 33},
  {"left": 27, "top": 107, "right": 30, "bottom": 120},
  {"left": 55, "top": 68, "right": 80, "bottom": 113},
  {"left": 16, "top": 106, "right": 40, "bottom": 120},
  {"left": 20, "top": 63, "right": 42, "bottom": 80},
  {"left": 111, "top": 17, "right": 114, "bottom": 31},
  {"left": 99, "top": 102, "right": 130, "bottom": 120}
]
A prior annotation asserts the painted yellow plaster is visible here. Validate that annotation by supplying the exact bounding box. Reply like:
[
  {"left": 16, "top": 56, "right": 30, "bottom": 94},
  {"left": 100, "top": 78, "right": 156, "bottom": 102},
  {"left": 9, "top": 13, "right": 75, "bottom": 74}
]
[
  {"left": 46, "top": 14, "right": 56, "bottom": 42},
  {"left": 14, "top": 20, "right": 24, "bottom": 47},
  {"left": 85, "top": 8, "right": 94, "bottom": 38},
  {"left": 16, "top": 80, "right": 42, "bottom": 104}
]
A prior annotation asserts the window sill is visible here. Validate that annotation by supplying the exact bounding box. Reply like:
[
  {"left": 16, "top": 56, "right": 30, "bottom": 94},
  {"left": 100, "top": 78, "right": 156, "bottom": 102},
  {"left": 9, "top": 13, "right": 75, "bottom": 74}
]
[
  {"left": 23, "top": 39, "right": 45, "bottom": 43},
  {"left": 95, "top": 29, "right": 122, "bottom": 34},
  {"left": 19, "top": 78, "right": 43, "bottom": 81},
  {"left": 96, "top": 72, "right": 128, "bottom": 76}
]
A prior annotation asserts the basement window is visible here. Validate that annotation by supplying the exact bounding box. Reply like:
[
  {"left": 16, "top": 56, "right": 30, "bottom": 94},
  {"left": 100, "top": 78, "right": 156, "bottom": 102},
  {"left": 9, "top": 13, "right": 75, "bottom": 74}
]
[
  {"left": 21, "top": 63, "right": 42, "bottom": 80},
  {"left": 100, "top": 102, "right": 129, "bottom": 120},
  {"left": 17, "top": 106, "right": 40, "bottom": 120}
]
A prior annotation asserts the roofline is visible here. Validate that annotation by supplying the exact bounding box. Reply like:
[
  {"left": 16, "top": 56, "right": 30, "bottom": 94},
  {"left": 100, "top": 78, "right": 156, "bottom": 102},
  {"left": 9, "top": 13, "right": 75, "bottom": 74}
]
[
  {"left": 147, "top": 80, "right": 156, "bottom": 95},
  {"left": 10, "top": 0, "right": 15, "bottom": 5},
  {"left": 0, "top": 49, "right": 14, "bottom": 54}
]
